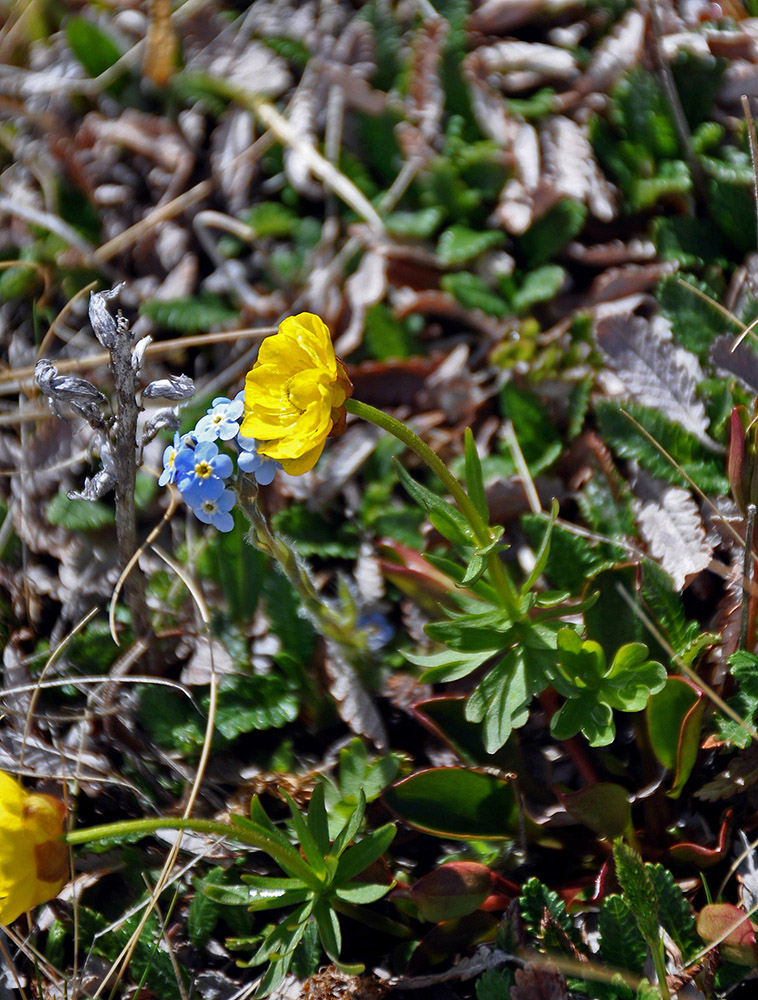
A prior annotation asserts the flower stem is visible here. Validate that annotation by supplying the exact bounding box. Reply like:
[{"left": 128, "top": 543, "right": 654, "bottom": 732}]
[
  {"left": 64, "top": 817, "right": 321, "bottom": 890},
  {"left": 345, "top": 398, "right": 520, "bottom": 615}
]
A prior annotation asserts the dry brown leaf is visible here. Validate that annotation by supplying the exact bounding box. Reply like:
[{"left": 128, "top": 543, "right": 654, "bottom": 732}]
[
  {"left": 634, "top": 479, "right": 713, "bottom": 591},
  {"left": 511, "top": 962, "right": 568, "bottom": 1000}
]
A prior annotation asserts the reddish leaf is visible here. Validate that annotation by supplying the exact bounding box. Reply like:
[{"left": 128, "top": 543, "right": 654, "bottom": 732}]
[
  {"left": 697, "top": 903, "right": 758, "bottom": 966},
  {"left": 511, "top": 961, "right": 569, "bottom": 1000}
]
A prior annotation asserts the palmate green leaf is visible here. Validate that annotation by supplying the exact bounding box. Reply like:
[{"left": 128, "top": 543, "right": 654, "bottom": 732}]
[
  {"left": 425, "top": 606, "right": 511, "bottom": 652},
  {"left": 466, "top": 650, "right": 526, "bottom": 733},
  {"left": 393, "top": 460, "right": 472, "bottom": 547},
  {"left": 598, "top": 896, "right": 647, "bottom": 975},
  {"left": 595, "top": 400, "right": 728, "bottom": 494}
]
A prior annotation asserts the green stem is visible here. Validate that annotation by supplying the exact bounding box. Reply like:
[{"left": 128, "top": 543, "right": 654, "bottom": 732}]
[
  {"left": 651, "top": 938, "right": 671, "bottom": 1000},
  {"left": 64, "top": 817, "right": 321, "bottom": 891},
  {"left": 345, "top": 398, "right": 520, "bottom": 615}
]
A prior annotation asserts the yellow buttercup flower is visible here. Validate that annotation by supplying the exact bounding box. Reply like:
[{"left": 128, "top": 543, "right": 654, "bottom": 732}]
[
  {"left": 0, "top": 771, "right": 68, "bottom": 924},
  {"left": 241, "top": 313, "right": 353, "bottom": 475}
]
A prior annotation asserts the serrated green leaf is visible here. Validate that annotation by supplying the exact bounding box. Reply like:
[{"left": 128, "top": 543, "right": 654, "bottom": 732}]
[
  {"left": 595, "top": 400, "right": 728, "bottom": 494},
  {"left": 520, "top": 877, "right": 580, "bottom": 953},
  {"left": 599, "top": 895, "right": 647, "bottom": 974},
  {"left": 647, "top": 864, "right": 700, "bottom": 961},
  {"left": 188, "top": 867, "right": 226, "bottom": 946},
  {"left": 613, "top": 842, "right": 659, "bottom": 946},
  {"left": 512, "top": 264, "right": 566, "bottom": 314},
  {"left": 475, "top": 968, "right": 516, "bottom": 1000}
]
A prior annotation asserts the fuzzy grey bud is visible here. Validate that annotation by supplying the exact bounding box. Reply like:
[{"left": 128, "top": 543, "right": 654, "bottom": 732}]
[
  {"left": 89, "top": 284, "right": 125, "bottom": 348},
  {"left": 35, "top": 359, "right": 108, "bottom": 430},
  {"left": 142, "top": 374, "right": 195, "bottom": 400},
  {"left": 68, "top": 469, "right": 116, "bottom": 502},
  {"left": 35, "top": 360, "right": 106, "bottom": 405},
  {"left": 132, "top": 335, "right": 152, "bottom": 376}
]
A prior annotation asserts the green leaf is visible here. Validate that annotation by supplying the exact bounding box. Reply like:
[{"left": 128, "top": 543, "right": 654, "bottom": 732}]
[
  {"left": 436, "top": 225, "right": 505, "bottom": 266},
  {"left": 599, "top": 895, "right": 647, "bottom": 974},
  {"left": 519, "top": 201, "right": 586, "bottom": 268},
  {"left": 647, "top": 864, "right": 700, "bottom": 961},
  {"left": 307, "top": 784, "right": 331, "bottom": 856},
  {"left": 647, "top": 677, "right": 705, "bottom": 797},
  {"left": 385, "top": 207, "right": 444, "bottom": 238},
  {"left": 334, "top": 823, "right": 395, "bottom": 884},
  {"left": 199, "top": 509, "right": 267, "bottom": 622},
  {"left": 512, "top": 264, "right": 566, "bottom": 314},
  {"left": 330, "top": 791, "right": 366, "bottom": 859},
  {"left": 612, "top": 68, "right": 678, "bottom": 159},
  {"left": 475, "top": 968, "right": 516, "bottom": 1000},
  {"left": 244, "top": 202, "right": 300, "bottom": 238},
  {"left": 464, "top": 428, "right": 489, "bottom": 523},
  {"left": 363, "top": 302, "right": 418, "bottom": 361},
  {"left": 313, "top": 898, "right": 341, "bottom": 962},
  {"left": 613, "top": 842, "right": 659, "bottom": 946},
  {"left": 595, "top": 400, "right": 728, "bottom": 494},
  {"left": 394, "top": 460, "right": 473, "bottom": 546},
  {"left": 520, "top": 498, "right": 559, "bottom": 597},
  {"left": 441, "top": 272, "right": 509, "bottom": 317},
  {"left": 500, "top": 383, "right": 561, "bottom": 474},
  {"left": 65, "top": 17, "right": 124, "bottom": 85},
  {"left": 212, "top": 673, "right": 300, "bottom": 739},
  {"left": 652, "top": 215, "right": 726, "bottom": 270},
  {"left": 139, "top": 294, "right": 239, "bottom": 332},
  {"left": 282, "top": 792, "right": 327, "bottom": 879},
  {"left": 657, "top": 273, "right": 730, "bottom": 357},
  {"left": 334, "top": 882, "right": 391, "bottom": 904},
  {"left": 46, "top": 492, "right": 113, "bottom": 530},
  {"left": 520, "top": 877, "right": 580, "bottom": 953},
  {"left": 383, "top": 767, "right": 519, "bottom": 839}
]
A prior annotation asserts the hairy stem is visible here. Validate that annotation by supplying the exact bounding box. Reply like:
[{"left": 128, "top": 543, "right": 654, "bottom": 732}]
[
  {"left": 345, "top": 398, "right": 520, "bottom": 615},
  {"left": 109, "top": 316, "right": 150, "bottom": 640}
]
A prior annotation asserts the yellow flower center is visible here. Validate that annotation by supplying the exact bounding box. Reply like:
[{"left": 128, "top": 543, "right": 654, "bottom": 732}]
[{"left": 195, "top": 461, "right": 213, "bottom": 479}]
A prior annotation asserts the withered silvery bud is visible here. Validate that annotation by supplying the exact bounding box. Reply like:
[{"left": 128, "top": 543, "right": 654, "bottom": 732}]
[
  {"left": 142, "top": 374, "right": 195, "bottom": 400},
  {"left": 35, "top": 360, "right": 106, "bottom": 406},
  {"left": 88, "top": 284, "right": 125, "bottom": 348},
  {"left": 68, "top": 469, "right": 115, "bottom": 502},
  {"left": 35, "top": 360, "right": 108, "bottom": 430},
  {"left": 141, "top": 408, "right": 181, "bottom": 451},
  {"left": 97, "top": 433, "right": 116, "bottom": 477},
  {"left": 132, "top": 335, "right": 152, "bottom": 376},
  {"left": 728, "top": 405, "right": 758, "bottom": 516}
]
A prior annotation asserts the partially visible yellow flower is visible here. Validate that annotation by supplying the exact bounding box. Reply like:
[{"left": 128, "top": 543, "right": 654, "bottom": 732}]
[
  {"left": 0, "top": 771, "right": 68, "bottom": 924},
  {"left": 241, "top": 313, "right": 353, "bottom": 475}
]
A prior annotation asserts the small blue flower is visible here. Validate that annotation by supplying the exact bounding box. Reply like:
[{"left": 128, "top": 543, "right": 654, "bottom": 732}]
[
  {"left": 195, "top": 396, "right": 244, "bottom": 442},
  {"left": 175, "top": 440, "right": 233, "bottom": 502},
  {"left": 190, "top": 487, "right": 236, "bottom": 532},
  {"left": 237, "top": 433, "right": 278, "bottom": 486},
  {"left": 158, "top": 432, "right": 193, "bottom": 487}
]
